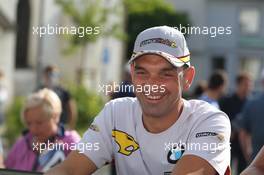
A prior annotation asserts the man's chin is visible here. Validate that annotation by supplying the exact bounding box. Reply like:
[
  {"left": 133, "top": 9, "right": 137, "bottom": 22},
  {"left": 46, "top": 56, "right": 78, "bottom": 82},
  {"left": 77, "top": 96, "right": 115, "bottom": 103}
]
[{"left": 142, "top": 105, "right": 166, "bottom": 118}]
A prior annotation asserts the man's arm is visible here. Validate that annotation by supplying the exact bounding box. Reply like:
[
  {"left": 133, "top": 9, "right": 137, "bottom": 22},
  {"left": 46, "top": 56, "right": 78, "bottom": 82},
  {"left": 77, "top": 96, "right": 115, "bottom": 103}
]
[
  {"left": 172, "top": 155, "right": 217, "bottom": 175},
  {"left": 239, "top": 129, "right": 252, "bottom": 163},
  {"left": 241, "top": 146, "right": 264, "bottom": 175},
  {"left": 45, "top": 151, "right": 97, "bottom": 175}
]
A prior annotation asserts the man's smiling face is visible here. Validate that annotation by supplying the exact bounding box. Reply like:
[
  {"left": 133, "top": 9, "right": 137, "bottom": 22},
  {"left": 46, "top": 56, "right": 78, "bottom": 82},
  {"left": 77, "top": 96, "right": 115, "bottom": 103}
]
[{"left": 131, "top": 54, "right": 187, "bottom": 118}]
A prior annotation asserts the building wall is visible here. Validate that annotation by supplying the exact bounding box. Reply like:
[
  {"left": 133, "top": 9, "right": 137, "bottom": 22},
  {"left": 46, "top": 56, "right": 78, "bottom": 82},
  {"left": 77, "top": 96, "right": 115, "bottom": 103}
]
[
  {"left": 0, "top": 0, "right": 16, "bottom": 102},
  {"left": 0, "top": 0, "right": 125, "bottom": 97},
  {"left": 167, "top": 0, "right": 264, "bottom": 91},
  {"left": 0, "top": 31, "right": 15, "bottom": 102},
  {"left": 32, "top": 0, "right": 124, "bottom": 93},
  {"left": 167, "top": 0, "right": 209, "bottom": 90}
]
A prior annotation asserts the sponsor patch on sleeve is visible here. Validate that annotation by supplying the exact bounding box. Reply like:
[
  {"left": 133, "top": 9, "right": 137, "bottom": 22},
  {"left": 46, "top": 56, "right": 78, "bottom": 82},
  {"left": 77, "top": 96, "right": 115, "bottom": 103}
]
[
  {"left": 89, "top": 124, "right": 100, "bottom": 132},
  {"left": 195, "top": 132, "right": 226, "bottom": 142},
  {"left": 195, "top": 132, "right": 217, "bottom": 138}
]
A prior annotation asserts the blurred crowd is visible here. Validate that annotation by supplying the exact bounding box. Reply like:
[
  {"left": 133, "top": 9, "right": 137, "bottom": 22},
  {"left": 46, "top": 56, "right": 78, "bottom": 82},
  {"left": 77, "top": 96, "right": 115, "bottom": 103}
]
[
  {"left": 191, "top": 69, "right": 264, "bottom": 175},
  {"left": 0, "top": 65, "right": 263, "bottom": 175}
]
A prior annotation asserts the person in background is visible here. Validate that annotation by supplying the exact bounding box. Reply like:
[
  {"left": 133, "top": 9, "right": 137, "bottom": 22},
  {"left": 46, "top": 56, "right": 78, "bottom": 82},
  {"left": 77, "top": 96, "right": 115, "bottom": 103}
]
[
  {"left": 219, "top": 72, "right": 253, "bottom": 174},
  {"left": 0, "top": 70, "right": 8, "bottom": 125},
  {"left": 237, "top": 68, "right": 264, "bottom": 164},
  {"left": 5, "top": 88, "right": 80, "bottom": 172},
  {"left": 199, "top": 70, "right": 227, "bottom": 109},
  {"left": 241, "top": 146, "right": 264, "bottom": 175},
  {"left": 38, "top": 65, "right": 77, "bottom": 129},
  {"left": 191, "top": 80, "right": 207, "bottom": 99}
]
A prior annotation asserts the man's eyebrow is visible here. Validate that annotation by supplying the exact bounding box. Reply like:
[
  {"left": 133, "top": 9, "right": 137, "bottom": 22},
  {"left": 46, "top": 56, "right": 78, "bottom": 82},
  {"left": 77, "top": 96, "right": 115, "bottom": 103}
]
[
  {"left": 134, "top": 65, "right": 145, "bottom": 70},
  {"left": 160, "top": 66, "right": 177, "bottom": 72}
]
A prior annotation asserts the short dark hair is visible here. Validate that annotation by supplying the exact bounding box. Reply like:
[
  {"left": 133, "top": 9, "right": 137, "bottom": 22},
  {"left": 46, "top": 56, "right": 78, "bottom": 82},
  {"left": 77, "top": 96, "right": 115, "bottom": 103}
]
[
  {"left": 43, "top": 65, "right": 58, "bottom": 75},
  {"left": 208, "top": 70, "right": 227, "bottom": 90},
  {"left": 236, "top": 72, "right": 250, "bottom": 85},
  {"left": 193, "top": 80, "right": 207, "bottom": 98}
]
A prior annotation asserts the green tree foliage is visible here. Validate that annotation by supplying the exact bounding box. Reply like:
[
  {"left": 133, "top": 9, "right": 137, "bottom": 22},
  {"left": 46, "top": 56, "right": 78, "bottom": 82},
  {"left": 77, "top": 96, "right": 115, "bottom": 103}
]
[
  {"left": 5, "top": 97, "right": 25, "bottom": 146},
  {"left": 69, "top": 85, "right": 105, "bottom": 135},
  {"left": 56, "top": 0, "right": 125, "bottom": 84},
  {"left": 56, "top": 0, "right": 123, "bottom": 49},
  {"left": 123, "top": 0, "right": 190, "bottom": 59}
]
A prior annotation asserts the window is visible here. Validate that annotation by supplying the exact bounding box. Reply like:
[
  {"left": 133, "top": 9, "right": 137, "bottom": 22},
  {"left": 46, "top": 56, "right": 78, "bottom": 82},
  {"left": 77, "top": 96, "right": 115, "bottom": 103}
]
[
  {"left": 15, "top": 0, "right": 30, "bottom": 68},
  {"left": 239, "top": 8, "right": 261, "bottom": 35},
  {"left": 239, "top": 56, "right": 261, "bottom": 80}
]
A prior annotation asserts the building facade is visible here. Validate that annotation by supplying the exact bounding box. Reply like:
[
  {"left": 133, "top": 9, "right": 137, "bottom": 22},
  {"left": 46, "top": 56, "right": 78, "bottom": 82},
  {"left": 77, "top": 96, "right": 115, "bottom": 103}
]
[
  {"left": 168, "top": 0, "right": 264, "bottom": 91},
  {"left": 0, "top": 0, "right": 124, "bottom": 101}
]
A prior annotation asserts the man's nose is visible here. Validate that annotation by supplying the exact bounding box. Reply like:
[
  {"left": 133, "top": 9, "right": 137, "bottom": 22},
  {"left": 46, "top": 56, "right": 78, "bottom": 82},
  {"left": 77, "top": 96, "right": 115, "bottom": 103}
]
[{"left": 146, "top": 75, "right": 161, "bottom": 85}]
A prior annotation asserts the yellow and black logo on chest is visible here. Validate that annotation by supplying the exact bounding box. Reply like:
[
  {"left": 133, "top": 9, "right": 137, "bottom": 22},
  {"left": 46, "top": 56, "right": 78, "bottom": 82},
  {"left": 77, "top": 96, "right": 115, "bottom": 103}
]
[{"left": 112, "top": 129, "right": 139, "bottom": 156}]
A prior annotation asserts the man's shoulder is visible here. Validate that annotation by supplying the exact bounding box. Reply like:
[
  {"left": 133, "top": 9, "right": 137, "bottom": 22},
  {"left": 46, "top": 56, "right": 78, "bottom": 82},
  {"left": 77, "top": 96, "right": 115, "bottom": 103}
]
[
  {"left": 103, "top": 97, "right": 140, "bottom": 124},
  {"left": 184, "top": 99, "right": 231, "bottom": 139},
  {"left": 107, "top": 97, "right": 138, "bottom": 108},
  {"left": 186, "top": 99, "right": 219, "bottom": 111},
  {"left": 250, "top": 93, "right": 264, "bottom": 103},
  {"left": 243, "top": 93, "right": 264, "bottom": 109},
  {"left": 185, "top": 99, "right": 228, "bottom": 120}
]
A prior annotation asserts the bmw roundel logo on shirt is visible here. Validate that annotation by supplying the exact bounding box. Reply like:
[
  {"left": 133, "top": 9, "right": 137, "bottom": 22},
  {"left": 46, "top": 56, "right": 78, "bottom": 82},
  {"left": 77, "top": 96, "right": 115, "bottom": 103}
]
[{"left": 167, "top": 145, "right": 185, "bottom": 164}]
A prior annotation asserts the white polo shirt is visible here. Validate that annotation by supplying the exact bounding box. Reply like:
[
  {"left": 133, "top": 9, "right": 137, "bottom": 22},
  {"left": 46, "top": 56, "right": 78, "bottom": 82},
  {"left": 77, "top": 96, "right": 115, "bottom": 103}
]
[{"left": 78, "top": 97, "right": 231, "bottom": 175}]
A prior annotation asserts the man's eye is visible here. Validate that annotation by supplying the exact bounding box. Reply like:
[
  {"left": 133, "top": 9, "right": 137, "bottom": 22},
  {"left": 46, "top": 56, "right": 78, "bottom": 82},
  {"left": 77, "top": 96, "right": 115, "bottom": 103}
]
[
  {"left": 164, "top": 73, "right": 173, "bottom": 77},
  {"left": 162, "top": 72, "right": 175, "bottom": 77},
  {"left": 135, "top": 71, "right": 146, "bottom": 75}
]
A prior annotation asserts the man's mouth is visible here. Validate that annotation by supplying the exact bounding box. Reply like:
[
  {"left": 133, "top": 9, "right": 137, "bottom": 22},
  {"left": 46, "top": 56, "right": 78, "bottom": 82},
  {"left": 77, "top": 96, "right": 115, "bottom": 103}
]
[
  {"left": 143, "top": 93, "right": 167, "bottom": 102},
  {"left": 145, "top": 95, "right": 162, "bottom": 100}
]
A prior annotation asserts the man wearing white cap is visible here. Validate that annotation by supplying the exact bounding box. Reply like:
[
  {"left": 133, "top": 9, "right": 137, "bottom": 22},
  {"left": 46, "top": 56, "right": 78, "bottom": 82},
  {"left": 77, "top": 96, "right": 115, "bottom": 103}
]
[{"left": 46, "top": 26, "right": 231, "bottom": 175}]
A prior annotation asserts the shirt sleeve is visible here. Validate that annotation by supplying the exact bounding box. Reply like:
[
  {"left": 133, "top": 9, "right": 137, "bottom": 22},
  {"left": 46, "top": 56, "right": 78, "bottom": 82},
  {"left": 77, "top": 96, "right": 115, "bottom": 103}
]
[
  {"left": 183, "top": 112, "right": 231, "bottom": 175},
  {"left": 77, "top": 102, "right": 113, "bottom": 168}
]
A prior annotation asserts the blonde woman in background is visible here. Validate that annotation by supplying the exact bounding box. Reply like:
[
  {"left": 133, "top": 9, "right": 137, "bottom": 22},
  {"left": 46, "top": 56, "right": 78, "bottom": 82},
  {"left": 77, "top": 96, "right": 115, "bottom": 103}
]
[{"left": 5, "top": 88, "right": 80, "bottom": 172}]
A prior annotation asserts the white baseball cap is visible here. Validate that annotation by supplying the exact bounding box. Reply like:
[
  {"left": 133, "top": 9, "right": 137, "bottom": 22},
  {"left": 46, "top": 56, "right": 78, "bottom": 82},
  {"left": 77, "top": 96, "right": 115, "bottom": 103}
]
[{"left": 128, "top": 26, "right": 190, "bottom": 67}]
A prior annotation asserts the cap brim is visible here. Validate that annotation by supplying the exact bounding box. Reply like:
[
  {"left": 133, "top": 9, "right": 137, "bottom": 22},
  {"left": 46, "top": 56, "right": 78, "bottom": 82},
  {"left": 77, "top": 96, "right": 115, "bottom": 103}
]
[{"left": 128, "top": 50, "right": 190, "bottom": 68}]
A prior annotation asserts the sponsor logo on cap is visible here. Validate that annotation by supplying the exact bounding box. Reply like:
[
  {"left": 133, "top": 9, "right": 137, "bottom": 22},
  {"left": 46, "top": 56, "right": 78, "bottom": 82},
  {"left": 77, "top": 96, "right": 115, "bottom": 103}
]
[{"left": 140, "top": 38, "right": 177, "bottom": 48}]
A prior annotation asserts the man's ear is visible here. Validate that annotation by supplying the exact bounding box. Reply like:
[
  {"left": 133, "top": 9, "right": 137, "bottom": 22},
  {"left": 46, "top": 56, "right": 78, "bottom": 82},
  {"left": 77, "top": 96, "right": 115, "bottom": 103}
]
[{"left": 183, "top": 66, "right": 195, "bottom": 91}]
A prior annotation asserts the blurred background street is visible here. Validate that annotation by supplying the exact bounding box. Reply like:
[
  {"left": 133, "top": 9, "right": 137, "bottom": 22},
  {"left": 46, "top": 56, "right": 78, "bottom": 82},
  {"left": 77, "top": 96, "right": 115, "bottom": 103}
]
[{"left": 0, "top": 0, "right": 264, "bottom": 174}]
